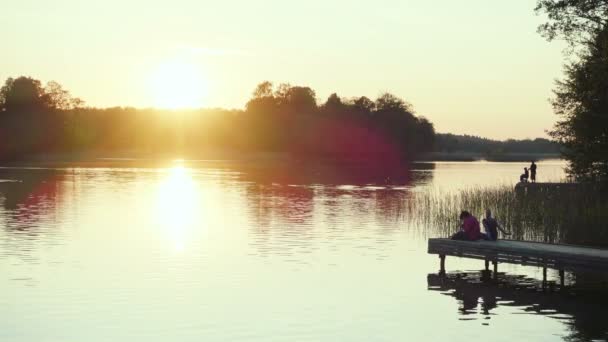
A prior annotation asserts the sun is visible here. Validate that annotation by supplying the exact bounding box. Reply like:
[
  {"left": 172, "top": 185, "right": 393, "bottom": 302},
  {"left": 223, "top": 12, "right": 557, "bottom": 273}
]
[{"left": 148, "top": 59, "right": 208, "bottom": 109}]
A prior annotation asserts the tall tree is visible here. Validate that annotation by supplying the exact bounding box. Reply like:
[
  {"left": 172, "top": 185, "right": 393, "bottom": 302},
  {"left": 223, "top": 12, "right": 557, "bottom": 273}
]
[
  {"left": 550, "top": 27, "right": 608, "bottom": 181},
  {"left": 0, "top": 77, "right": 49, "bottom": 112},
  {"left": 537, "top": 0, "right": 608, "bottom": 181}
]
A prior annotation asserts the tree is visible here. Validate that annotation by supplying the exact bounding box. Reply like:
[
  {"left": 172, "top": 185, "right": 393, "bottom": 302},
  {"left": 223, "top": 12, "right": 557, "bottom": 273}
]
[
  {"left": 549, "top": 26, "right": 608, "bottom": 181},
  {"left": 375, "top": 93, "right": 413, "bottom": 114},
  {"left": 368, "top": 93, "right": 424, "bottom": 158},
  {"left": 535, "top": 0, "right": 608, "bottom": 48},
  {"left": 0, "top": 76, "right": 49, "bottom": 112},
  {"left": 352, "top": 96, "right": 375, "bottom": 115},
  {"left": 324, "top": 93, "right": 343, "bottom": 108},
  {"left": 416, "top": 117, "right": 436, "bottom": 152},
  {"left": 0, "top": 77, "right": 84, "bottom": 112},
  {"left": 245, "top": 82, "right": 279, "bottom": 113},
  {"left": 322, "top": 93, "right": 347, "bottom": 115},
  {"left": 275, "top": 85, "right": 317, "bottom": 114},
  {"left": 45, "top": 81, "right": 84, "bottom": 110},
  {"left": 244, "top": 82, "right": 284, "bottom": 151},
  {"left": 537, "top": 1, "right": 608, "bottom": 181},
  {"left": 252, "top": 81, "right": 273, "bottom": 98}
]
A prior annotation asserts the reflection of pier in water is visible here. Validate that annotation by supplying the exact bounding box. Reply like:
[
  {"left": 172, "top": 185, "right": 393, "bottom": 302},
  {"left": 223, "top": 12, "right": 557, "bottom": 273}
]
[
  {"left": 428, "top": 238, "right": 608, "bottom": 289},
  {"left": 428, "top": 272, "right": 608, "bottom": 341}
]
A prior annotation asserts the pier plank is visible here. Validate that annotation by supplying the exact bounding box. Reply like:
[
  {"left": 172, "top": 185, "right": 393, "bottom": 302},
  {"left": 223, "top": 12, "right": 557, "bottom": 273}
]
[{"left": 428, "top": 238, "right": 608, "bottom": 272}]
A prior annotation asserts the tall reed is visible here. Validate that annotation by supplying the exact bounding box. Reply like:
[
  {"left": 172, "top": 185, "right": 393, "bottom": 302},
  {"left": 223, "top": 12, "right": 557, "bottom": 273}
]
[{"left": 407, "top": 184, "right": 608, "bottom": 247}]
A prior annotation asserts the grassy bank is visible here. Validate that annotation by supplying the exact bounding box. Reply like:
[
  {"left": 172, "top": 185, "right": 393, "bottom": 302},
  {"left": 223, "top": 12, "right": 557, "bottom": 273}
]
[{"left": 410, "top": 184, "right": 608, "bottom": 247}]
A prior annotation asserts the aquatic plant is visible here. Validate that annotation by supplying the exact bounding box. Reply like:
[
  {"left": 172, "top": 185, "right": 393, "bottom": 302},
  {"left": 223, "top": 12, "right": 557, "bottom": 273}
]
[{"left": 408, "top": 184, "right": 608, "bottom": 247}]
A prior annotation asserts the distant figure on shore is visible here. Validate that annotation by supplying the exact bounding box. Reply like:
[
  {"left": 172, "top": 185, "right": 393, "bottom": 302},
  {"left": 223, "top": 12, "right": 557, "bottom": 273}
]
[
  {"left": 519, "top": 167, "right": 529, "bottom": 183},
  {"left": 451, "top": 210, "right": 481, "bottom": 241},
  {"left": 530, "top": 161, "right": 537, "bottom": 183},
  {"left": 481, "top": 209, "right": 511, "bottom": 241}
]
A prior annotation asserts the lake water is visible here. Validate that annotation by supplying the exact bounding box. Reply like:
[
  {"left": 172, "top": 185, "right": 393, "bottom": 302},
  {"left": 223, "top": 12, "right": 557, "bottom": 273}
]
[{"left": 2, "top": 160, "right": 606, "bottom": 341}]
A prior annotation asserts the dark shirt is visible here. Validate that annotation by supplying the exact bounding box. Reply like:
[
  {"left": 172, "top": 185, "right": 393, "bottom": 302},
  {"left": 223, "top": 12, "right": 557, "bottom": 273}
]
[
  {"left": 530, "top": 164, "right": 537, "bottom": 173},
  {"left": 482, "top": 218, "right": 498, "bottom": 241}
]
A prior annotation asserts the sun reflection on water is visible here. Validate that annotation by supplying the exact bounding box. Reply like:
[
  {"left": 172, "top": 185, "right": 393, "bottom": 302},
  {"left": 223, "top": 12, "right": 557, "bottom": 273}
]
[{"left": 156, "top": 165, "right": 201, "bottom": 251}]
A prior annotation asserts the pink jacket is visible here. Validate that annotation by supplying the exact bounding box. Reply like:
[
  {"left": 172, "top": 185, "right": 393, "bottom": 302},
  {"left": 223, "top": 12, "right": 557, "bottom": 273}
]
[{"left": 462, "top": 215, "right": 481, "bottom": 240}]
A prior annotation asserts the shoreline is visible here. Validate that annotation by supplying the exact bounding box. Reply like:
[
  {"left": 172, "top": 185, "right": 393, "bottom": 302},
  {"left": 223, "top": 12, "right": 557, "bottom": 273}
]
[
  {"left": 0, "top": 151, "right": 563, "bottom": 168},
  {"left": 418, "top": 152, "right": 561, "bottom": 162}
]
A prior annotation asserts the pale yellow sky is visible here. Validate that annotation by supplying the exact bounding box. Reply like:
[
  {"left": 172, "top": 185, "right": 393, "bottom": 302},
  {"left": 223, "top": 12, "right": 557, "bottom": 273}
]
[{"left": 1, "top": 0, "right": 566, "bottom": 139}]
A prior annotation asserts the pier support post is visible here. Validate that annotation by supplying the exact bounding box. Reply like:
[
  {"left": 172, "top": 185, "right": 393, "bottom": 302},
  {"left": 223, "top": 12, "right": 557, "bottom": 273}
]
[
  {"left": 439, "top": 255, "right": 446, "bottom": 274},
  {"left": 492, "top": 260, "right": 498, "bottom": 279},
  {"left": 559, "top": 269, "right": 565, "bottom": 288},
  {"left": 542, "top": 267, "right": 548, "bottom": 288},
  {"left": 484, "top": 259, "right": 489, "bottom": 271}
]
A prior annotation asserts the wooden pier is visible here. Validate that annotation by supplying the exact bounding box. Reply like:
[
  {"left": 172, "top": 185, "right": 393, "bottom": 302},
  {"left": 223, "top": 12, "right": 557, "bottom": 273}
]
[{"left": 428, "top": 238, "right": 608, "bottom": 284}]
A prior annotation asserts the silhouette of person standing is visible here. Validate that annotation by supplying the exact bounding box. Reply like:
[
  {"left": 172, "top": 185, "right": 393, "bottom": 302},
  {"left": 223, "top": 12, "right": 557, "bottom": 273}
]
[{"left": 530, "top": 161, "right": 537, "bottom": 183}]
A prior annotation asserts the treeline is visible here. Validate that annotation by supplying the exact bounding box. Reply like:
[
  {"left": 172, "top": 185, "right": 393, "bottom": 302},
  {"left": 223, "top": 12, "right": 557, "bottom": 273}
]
[
  {"left": 0, "top": 77, "right": 435, "bottom": 163},
  {"left": 434, "top": 133, "right": 561, "bottom": 155}
]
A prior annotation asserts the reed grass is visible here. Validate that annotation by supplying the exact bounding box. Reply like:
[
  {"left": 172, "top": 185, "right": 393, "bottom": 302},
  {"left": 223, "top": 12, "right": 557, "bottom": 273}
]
[{"left": 408, "top": 184, "right": 608, "bottom": 247}]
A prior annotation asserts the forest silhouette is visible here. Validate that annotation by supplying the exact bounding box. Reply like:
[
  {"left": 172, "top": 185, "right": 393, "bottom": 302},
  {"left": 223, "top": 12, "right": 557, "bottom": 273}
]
[
  {"left": 0, "top": 76, "right": 435, "bottom": 164},
  {"left": 0, "top": 76, "right": 557, "bottom": 163}
]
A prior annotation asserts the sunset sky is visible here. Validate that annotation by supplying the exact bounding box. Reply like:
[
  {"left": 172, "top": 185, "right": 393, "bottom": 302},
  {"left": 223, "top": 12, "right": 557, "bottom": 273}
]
[{"left": 1, "top": 0, "right": 565, "bottom": 139}]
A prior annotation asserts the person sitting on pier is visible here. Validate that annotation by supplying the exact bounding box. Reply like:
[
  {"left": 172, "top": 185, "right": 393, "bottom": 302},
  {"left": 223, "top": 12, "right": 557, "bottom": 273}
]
[
  {"left": 451, "top": 210, "right": 481, "bottom": 241},
  {"left": 519, "top": 167, "right": 529, "bottom": 183},
  {"left": 481, "top": 209, "right": 511, "bottom": 241}
]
